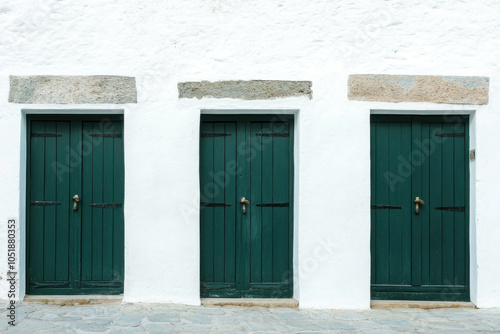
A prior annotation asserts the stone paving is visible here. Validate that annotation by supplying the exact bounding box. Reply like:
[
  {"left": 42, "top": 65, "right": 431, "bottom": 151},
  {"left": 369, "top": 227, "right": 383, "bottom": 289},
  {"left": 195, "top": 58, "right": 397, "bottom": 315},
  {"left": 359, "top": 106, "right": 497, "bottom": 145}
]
[{"left": 0, "top": 302, "right": 499, "bottom": 333}]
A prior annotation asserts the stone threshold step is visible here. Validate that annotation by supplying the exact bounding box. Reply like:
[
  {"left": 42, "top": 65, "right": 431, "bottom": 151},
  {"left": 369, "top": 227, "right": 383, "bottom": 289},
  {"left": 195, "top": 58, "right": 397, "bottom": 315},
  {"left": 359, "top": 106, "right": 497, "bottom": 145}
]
[
  {"left": 201, "top": 298, "right": 299, "bottom": 308},
  {"left": 371, "top": 300, "right": 475, "bottom": 309},
  {"left": 24, "top": 295, "right": 123, "bottom": 306}
]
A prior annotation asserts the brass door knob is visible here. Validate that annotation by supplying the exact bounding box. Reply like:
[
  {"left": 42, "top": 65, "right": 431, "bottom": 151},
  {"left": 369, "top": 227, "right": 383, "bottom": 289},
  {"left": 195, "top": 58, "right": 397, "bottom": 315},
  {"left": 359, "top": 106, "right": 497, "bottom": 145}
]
[
  {"left": 73, "top": 195, "right": 80, "bottom": 211},
  {"left": 414, "top": 197, "right": 424, "bottom": 214},
  {"left": 240, "top": 197, "right": 250, "bottom": 214}
]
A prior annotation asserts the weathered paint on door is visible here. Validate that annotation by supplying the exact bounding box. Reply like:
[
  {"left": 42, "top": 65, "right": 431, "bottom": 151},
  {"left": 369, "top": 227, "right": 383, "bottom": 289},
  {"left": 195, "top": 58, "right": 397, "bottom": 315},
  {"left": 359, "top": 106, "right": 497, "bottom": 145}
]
[
  {"left": 27, "top": 116, "right": 124, "bottom": 295},
  {"left": 200, "top": 115, "right": 294, "bottom": 298},
  {"left": 371, "top": 115, "right": 469, "bottom": 301}
]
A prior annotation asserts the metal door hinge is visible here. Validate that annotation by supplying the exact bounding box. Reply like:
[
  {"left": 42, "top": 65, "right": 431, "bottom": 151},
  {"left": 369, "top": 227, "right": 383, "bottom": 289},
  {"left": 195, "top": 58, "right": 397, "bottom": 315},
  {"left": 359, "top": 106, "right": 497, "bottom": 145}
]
[
  {"left": 31, "top": 132, "right": 62, "bottom": 137},
  {"left": 31, "top": 201, "right": 62, "bottom": 206},
  {"left": 201, "top": 132, "right": 232, "bottom": 137},
  {"left": 371, "top": 205, "right": 402, "bottom": 210},
  {"left": 89, "top": 133, "right": 122, "bottom": 138},
  {"left": 256, "top": 132, "right": 289, "bottom": 137},
  {"left": 256, "top": 203, "right": 289, "bottom": 207},
  {"left": 435, "top": 132, "right": 465, "bottom": 137},
  {"left": 435, "top": 206, "right": 465, "bottom": 212},
  {"left": 201, "top": 202, "right": 231, "bottom": 207},
  {"left": 90, "top": 203, "right": 122, "bottom": 208}
]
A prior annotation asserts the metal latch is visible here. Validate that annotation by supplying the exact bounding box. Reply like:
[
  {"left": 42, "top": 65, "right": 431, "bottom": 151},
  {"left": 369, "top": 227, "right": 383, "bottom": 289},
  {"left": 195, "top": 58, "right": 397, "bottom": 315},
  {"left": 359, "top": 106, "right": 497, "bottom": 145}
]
[
  {"left": 72, "top": 195, "right": 80, "bottom": 211},
  {"left": 240, "top": 197, "right": 250, "bottom": 214},
  {"left": 414, "top": 197, "right": 424, "bottom": 214}
]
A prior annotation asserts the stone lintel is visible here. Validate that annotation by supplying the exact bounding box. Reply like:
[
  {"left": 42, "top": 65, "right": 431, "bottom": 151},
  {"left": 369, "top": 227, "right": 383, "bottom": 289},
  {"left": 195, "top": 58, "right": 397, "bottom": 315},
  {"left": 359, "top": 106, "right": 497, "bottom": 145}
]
[
  {"left": 348, "top": 74, "right": 489, "bottom": 105},
  {"left": 178, "top": 80, "right": 312, "bottom": 100},
  {"left": 9, "top": 75, "right": 137, "bottom": 104}
]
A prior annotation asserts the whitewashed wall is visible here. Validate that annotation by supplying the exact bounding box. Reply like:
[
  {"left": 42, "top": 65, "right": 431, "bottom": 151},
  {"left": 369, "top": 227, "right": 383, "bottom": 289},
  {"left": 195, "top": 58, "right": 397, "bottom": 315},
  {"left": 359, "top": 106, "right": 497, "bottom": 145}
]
[{"left": 0, "top": 0, "right": 499, "bottom": 308}]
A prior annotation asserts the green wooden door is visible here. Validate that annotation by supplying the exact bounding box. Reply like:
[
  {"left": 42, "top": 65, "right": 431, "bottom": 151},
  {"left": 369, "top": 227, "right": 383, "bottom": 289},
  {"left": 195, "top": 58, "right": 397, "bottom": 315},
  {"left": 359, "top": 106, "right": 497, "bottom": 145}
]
[
  {"left": 27, "top": 115, "right": 124, "bottom": 295},
  {"left": 371, "top": 115, "right": 469, "bottom": 301},
  {"left": 200, "top": 115, "right": 294, "bottom": 298}
]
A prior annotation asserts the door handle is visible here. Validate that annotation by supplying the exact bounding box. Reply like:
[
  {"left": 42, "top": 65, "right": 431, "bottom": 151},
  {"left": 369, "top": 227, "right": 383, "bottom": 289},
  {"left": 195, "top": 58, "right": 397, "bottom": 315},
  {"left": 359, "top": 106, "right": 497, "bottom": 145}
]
[
  {"left": 414, "top": 197, "right": 424, "bottom": 214},
  {"left": 73, "top": 195, "right": 80, "bottom": 211},
  {"left": 240, "top": 197, "right": 250, "bottom": 214}
]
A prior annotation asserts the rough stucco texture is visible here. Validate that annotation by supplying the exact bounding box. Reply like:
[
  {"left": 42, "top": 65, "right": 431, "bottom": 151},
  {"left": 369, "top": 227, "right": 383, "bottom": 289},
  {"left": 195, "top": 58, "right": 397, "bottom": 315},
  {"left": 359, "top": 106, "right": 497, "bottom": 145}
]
[
  {"left": 1, "top": 0, "right": 500, "bottom": 310},
  {"left": 348, "top": 74, "right": 489, "bottom": 105},
  {"left": 178, "top": 80, "right": 312, "bottom": 100},
  {"left": 9, "top": 75, "right": 137, "bottom": 104}
]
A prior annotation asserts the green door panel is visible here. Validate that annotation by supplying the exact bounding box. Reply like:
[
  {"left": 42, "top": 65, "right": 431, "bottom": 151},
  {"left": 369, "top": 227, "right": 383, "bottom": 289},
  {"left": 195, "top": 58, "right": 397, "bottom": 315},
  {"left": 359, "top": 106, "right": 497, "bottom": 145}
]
[
  {"left": 80, "top": 120, "right": 124, "bottom": 290},
  {"left": 200, "top": 121, "right": 239, "bottom": 297},
  {"left": 200, "top": 115, "right": 294, "bottom": 298},
  {"left": 27, "top": 116, "right": 124, "bottom": 295},
  {"left": 371, "top": 115, "right": 469, "bottom": 301},
  {"left": 29, "top": 121, "right": 72, "bottom": 289}
]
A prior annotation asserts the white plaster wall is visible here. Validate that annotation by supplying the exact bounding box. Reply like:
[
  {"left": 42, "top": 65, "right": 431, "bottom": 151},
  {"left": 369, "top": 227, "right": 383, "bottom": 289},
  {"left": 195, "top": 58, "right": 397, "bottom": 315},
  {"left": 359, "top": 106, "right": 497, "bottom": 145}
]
[{"left": 0, "top": 0, "right": 499, "bottom": 308}]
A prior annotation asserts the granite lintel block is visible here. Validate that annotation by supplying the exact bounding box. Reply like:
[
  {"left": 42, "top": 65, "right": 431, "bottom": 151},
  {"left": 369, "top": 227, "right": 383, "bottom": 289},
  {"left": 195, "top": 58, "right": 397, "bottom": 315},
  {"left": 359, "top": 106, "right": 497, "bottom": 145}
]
[
  {"left": 348, "top": 74, "right": 489, "bottom": 105},
  {"left": 178, "top": 80, "right": 312, "bottom": 100},
  {"left": 9, "top": 75, "right": 137, "bottom": 104}
]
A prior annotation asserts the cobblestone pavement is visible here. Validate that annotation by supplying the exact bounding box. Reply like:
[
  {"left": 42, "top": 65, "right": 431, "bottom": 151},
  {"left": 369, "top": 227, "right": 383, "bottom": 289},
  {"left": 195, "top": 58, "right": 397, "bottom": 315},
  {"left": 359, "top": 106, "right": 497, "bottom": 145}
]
[{"left": 1, "top": 302, "right": 499, "bottom": 333}]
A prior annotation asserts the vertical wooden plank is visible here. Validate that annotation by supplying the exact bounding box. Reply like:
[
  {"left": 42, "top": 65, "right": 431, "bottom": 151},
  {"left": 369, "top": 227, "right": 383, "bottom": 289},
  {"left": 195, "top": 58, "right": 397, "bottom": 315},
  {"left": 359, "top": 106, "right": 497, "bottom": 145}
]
[
  {"left": 400, "top": 121, "right": 412, "bottom": 285},
  {"left": 102, "top": 121, "right": 114, "bottom": 281},
  {"left": 234, "top": 120, "right": 247, "bottom": 293},
  {"left": 429, "top": 123, "right": 443, "bottom": 285},
  {"left": 464, "top": 120, "right": 470, "bottom": 294},
  {"left": 200, "top": 122, "right": 214, "bottom": 283},
  {"left": 388, "top": 122, "right": 402, "bottom": 285},
  {"left": 370, "top": 121, "right": 377, "bottom": 285},
  {"left": 441, "top": 121, "right": 455, "bottom": 286},
  {"left": 81, "top": 122, "right": 93, "bottom": 283},
  {"left": 55, "top": 122, "right": 70, "bottom": 281},
  {"left": 374, "top": 122, "right": 390, "bottom": 284},
  {"left": 287, "top": 117, "right": 294, "bottom": 294},
  {"left": 261, "top": 123, "right": 273, "bottom": 283},
  {"left": 239, "top": 121, "right": 251, "bottom": 292},
  {"left": 43, "top": 122, "right": 57, "bottom": 281},
  {"left": 70, "top": 120, "right": 83, "bottom": 290},
  {"left": 112, "top": 120, "right": 125, "bottom": 283},
  {"left": 29, "top": 121, "right": 46, "bottom": 283},
  {"left": 250, "top": 122, "right": 262, "bottom": 284},
  {"left": 272, "top": 122, "right": 289, "bottom": 282},
  {"left": 224, "top": 122, "right": 237, "bottom": 284},
  {"left": 91, "top": 122, "right": 104, "bottom": 281},
  {"left": 411, "top": 118, "right": 422, "bottom": 286},
  {"left": 213, "top": 123, "right": 226, "bottom": 282},
  {"left": 420, "top": 122, "right": 431, "bottom": 286},
  {"left": 453, "top": 121, "right": 466, "bottom": 286}
]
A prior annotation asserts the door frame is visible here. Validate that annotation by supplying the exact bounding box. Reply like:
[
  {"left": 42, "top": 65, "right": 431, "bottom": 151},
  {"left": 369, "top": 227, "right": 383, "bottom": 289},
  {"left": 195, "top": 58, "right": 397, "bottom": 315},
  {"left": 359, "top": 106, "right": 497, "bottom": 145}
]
[
  {"left": 199, "top": 113, "right": 295, "bottom": 298},
  {"left": 24, "top": 112, "right": 125, "bottom": 296},
  {"left": 369, "top": 110, "right": 475, "bottom": 302}
]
